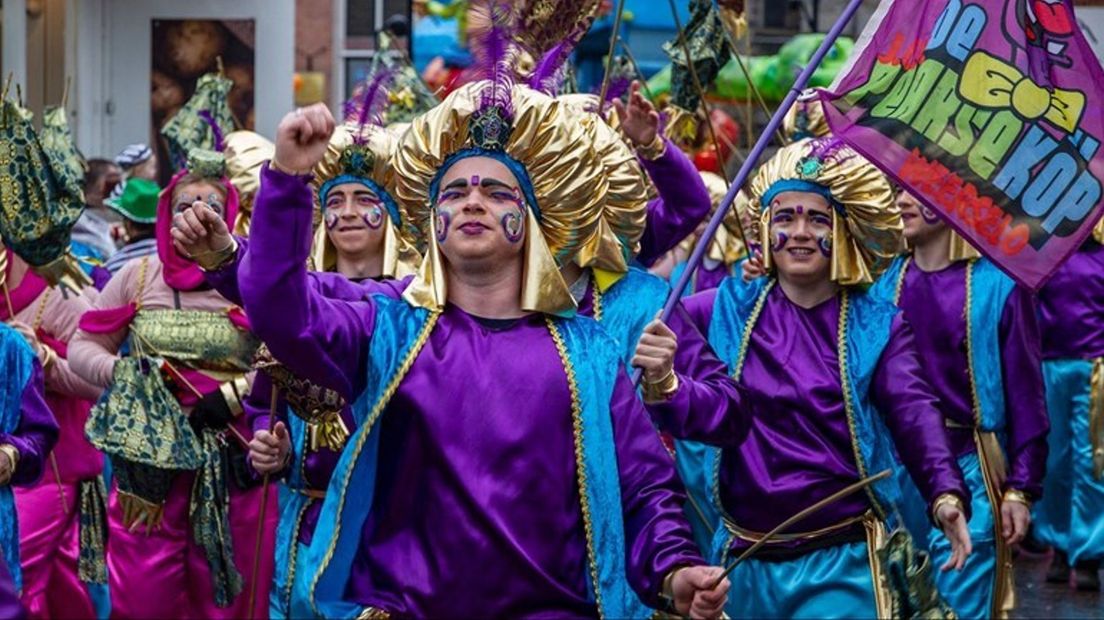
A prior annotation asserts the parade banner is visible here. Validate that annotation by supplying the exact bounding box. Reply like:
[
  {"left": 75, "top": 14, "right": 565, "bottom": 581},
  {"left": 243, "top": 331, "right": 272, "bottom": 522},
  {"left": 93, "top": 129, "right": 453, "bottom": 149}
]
[{"left": 820, "top": 0, "right": 1104, "bottom": 289}]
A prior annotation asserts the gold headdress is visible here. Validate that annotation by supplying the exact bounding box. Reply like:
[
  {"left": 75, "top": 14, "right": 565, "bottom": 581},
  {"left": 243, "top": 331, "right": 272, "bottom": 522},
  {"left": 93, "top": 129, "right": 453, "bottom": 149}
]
[
  {"left": 309, "top": 68, "right": 422, "bottom": 278},
  {"left": 681, "top": 171, "right": 747, "bottom": 265},
  {"left": 749, "top": 137, "right": 903, "bottom": 285},
  {"left": 1095, "top": 213, "right": 1104, "bottom": 244},
  {"left": 393, "top": 80, "right": 622, "bottom": 316},
  {"left": 223, "top": 131, "right": 274, "bottom": 236},
  {"left": 782, "top": 90, "right": 831, "bottom": 141},
  {"left": 555, "top": 93, "right": 652, "bottom": 281}
]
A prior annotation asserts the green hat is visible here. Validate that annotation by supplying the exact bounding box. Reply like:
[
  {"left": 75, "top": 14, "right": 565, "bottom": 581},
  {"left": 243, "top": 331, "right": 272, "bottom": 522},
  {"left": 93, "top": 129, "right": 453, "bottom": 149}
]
[{"left": 106, "top": 178, "right": 160, "bottom": 224}]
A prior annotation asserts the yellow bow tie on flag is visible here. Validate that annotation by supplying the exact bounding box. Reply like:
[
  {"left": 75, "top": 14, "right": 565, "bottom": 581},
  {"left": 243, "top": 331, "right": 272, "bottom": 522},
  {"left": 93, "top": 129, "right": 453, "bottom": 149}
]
[{"left": 959, "top": 51, "right": 1086, "bottom": 133}]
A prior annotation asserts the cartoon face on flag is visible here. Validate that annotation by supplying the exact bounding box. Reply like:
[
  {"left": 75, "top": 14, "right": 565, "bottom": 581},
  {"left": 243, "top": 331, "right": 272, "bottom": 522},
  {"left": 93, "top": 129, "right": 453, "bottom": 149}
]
[{"left": 819, "top": 0, "right": 1104, "bottom": 289}]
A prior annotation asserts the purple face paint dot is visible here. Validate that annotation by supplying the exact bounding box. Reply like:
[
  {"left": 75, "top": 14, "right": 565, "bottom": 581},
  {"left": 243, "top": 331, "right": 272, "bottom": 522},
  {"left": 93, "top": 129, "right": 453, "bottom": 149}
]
[
  {"left": 795, "top": 205, "right": 804, "bottom": 215},
  {"left": 470, "top": 175, "right": 480, "bottom": 187}
]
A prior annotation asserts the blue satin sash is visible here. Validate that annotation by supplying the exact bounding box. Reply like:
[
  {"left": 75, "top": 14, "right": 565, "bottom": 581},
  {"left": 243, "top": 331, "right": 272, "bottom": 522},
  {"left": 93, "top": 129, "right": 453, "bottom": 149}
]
[{"left": 0, "top": 324, "right": 34, "bottom": 592}]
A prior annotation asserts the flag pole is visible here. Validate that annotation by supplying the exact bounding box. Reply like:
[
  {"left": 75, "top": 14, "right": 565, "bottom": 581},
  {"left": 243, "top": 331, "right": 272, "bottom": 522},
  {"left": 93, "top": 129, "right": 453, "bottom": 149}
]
[{"left": 633, "top": 0, "right": 865, "bottom": 385}]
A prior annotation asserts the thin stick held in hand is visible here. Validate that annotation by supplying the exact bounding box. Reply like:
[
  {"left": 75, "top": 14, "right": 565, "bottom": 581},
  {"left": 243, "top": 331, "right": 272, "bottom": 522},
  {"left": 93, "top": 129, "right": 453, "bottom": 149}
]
[
  {"left": 633, "top": 0, "right": 865, "bottom": 387},
  {"left": 247, "top": 382, "right": 279, "bottom": 619},
  {"left": 709, "top": 469, "right": 892, "bottom": 589}
]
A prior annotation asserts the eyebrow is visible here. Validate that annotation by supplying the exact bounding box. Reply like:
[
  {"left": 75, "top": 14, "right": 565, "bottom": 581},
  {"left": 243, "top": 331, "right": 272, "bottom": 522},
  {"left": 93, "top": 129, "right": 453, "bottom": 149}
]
[
  {"left": 442, "top": 179, "right": 470, "bottom": 191},
  {"left": 479, "top": 178, "right": 515, "bottom": 190}
]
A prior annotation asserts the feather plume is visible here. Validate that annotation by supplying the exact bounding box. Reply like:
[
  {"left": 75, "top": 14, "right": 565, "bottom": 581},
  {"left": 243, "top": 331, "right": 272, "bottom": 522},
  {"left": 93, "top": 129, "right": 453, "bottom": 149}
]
[
  {"left": 343, "top": 66, "right": 395, "bottom": 143},
  {"left": 527, "top": 21, "right": 591, "bottom": 95},
  {"left": 467, "top": 0, "right": 518, "bottom": 120},
  {"left": 197, "top": 109, "right": 225, "bottom": 152}
]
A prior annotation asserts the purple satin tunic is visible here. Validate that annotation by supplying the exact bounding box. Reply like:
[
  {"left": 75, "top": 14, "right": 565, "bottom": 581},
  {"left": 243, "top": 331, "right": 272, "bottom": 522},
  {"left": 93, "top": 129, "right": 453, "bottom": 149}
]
[
  {"left": 237, "top": 164, "right": 702, "bottom": 616},
  {"left": 636, "top": 139, "right": 712, "bottom": 267},
  {"left": 1037, "top": 241, "right": 1104, "bottom": 360},
  {"left": 678, "top": 285, "right": 968, "bottom": 546},
  {"left": 897, "top": 260, "right": 1048, "bottom": 497}
]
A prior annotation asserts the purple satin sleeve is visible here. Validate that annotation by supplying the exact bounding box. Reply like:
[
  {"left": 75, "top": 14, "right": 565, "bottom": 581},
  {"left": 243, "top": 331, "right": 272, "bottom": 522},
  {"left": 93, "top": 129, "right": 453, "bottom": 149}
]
[
  {"left": 871, "top": 315, "right": 970, "bottom": 515},
  {"left": 207, "top": 236, "right": 406, "bottom": 307},
  {"left": 647, "top": 303, "right": 747, "bottom": 447},
  {"left": 0, "top": 554, "right": 23, "bottom": 620},
  {"left": 680, "top": 288, "right": 720, "bottom": 339},
  {"left": 635, "top": 139, "right": 712, "bottom": 267},
  {"left": 238, "top": 164, "right": 376, "bottom": 401},
  {"left": 998, "top": 287, "right": 1049, "bottom": 498},
  {"left": 610, "top": 368, "right": 704, "bottom": 606},
  {"left": 2, "top": 360, "right": 59, "bottom": 486}
]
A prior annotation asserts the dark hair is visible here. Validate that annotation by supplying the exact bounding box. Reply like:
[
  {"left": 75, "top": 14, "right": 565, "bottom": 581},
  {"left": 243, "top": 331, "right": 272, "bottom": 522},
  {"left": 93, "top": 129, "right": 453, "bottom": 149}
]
[{"left": 84, "top": 158, "right": 120, "bottom": 190}]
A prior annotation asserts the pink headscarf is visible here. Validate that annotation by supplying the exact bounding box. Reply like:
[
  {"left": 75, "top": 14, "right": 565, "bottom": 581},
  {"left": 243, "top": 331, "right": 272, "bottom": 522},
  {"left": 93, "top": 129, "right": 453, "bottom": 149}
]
[{"left": 156, "top": 169, "right": 240, "bottom": 291}]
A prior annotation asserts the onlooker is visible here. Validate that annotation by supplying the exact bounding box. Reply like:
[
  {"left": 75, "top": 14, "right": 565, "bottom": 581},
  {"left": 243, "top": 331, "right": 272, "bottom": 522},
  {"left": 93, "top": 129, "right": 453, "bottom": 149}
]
[
  {"left": 103, "top": 178, "right": 160, "bottom": 275},
  {"left": 114, "top": 143, "right": 159, "bottom": 182},
  {"left": 71, "top": 159, "right": 122, "bottom": 261}
]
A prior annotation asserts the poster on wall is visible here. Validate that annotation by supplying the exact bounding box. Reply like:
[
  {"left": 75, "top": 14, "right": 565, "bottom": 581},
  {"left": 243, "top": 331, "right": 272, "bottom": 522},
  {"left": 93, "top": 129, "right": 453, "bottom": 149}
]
[{"left": 151, "top": 19, "right": 256, "bottom": 182}]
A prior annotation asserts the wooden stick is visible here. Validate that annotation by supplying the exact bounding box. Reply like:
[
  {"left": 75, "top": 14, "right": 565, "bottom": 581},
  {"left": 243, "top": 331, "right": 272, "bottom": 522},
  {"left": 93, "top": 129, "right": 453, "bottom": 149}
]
[
  {"left": 595, "top": 0, "right": 629, "bottom": 113},
  {"left": 709, "top": 469, "right": 892, "bottom": 588},
  {"left": 247, "top": 381, "right": 279, "bottom": 619}
]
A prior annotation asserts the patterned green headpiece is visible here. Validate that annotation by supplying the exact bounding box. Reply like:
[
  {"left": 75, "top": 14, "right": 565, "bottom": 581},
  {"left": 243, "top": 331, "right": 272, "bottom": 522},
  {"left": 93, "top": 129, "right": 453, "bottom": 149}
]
[
  {"left": 0, "top": 96, "right": 91, "bottom": 291},
  {"left": 160, "top": 72, "right": 234, "bottom": 171},
  {"left": 186, "top": 148, "right": 227, "bottom": 180}
]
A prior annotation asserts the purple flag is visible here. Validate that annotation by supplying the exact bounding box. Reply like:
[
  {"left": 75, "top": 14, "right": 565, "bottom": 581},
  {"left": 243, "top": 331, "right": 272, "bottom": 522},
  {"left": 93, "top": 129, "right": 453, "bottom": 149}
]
[{"left": 820, "top": 0, "right": 1104, "bottom": 289}]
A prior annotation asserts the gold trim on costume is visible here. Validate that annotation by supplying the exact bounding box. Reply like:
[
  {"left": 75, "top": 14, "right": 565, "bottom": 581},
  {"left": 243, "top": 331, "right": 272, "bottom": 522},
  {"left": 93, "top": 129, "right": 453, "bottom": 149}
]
[
  {"left": 974, "top": 430, "right": 1015, "bottom": 619},
  {"left": 724, "top": 511, "right": 868, "bottom": 543},
  {"left": 1091, "top": 357, "right": 1104, "bottom": 480},
  {"left": 546, "top": 317, "right": 605, "bottom": 618},
  {"left": 836, "top": 290, "right": 887, "bottom": 519},
  {"left": 310, "top": 311, "right": 440, "bottom": 617},
  {"left": 862, "top": 513, "right": 893, "bottom": 619}
]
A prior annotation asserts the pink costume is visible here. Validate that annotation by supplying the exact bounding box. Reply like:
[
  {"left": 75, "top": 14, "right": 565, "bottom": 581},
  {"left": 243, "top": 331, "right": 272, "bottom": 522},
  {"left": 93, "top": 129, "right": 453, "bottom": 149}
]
[
  {"left": 3, "top": 252, "right": 104, "bottom": 619},
  {"left": 69, "top": 171, "right": 276, "bottom": 619}
]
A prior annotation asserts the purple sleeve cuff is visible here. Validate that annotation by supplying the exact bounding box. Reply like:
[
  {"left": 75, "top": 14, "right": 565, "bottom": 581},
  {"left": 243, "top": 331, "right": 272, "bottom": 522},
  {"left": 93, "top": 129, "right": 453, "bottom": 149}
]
[
  {"left": 204, "top": 235, "right": 248, "bottom": 306},
  {"left": 2, "top": 360, "right": 59, "bottom": 486},
  {"left": 636, "top": 140, "right": 712, "bottom": 267},
  {"left": 611, "top": 369, "right": 705, "bottom": 606}
]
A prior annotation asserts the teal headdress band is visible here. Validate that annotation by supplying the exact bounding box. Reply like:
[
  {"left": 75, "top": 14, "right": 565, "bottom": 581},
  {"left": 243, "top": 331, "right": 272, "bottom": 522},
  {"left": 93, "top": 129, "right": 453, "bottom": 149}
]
[
  {"left": 319, "top": 174, "right": 402, "bottom": 228},
  {"left": 760, "top": 179, "right": 845, "bottom": 216},
  {"left": 428, "top": 147, "right": 542, "bottom": 221}
]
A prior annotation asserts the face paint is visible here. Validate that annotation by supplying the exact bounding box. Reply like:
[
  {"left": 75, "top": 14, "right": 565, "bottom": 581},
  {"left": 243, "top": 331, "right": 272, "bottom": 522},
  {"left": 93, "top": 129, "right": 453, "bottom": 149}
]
[
  {"left": 435, "top": 208, "right": 451, "bottom": 243},
  {"left": 363, "top": 205, "right": 384, "bottom": 229},
  {"left": 771, "top": 231, "right": 789, "bottom": 252},
  {"left": 470, "top": 175, "right": 480, "bottom": 187},
  {"left": 324, "top": 211, "right": 340, "bottom": 230},
  {"left": 501, "top": 209, "right": 524, "bottom": 243},
  {"left": 920, "top": 206, "right": 941, "bottom": 225},
  {"left": 816, "top": 231, "right": 832, "bottom": 257},
  {"left": 795, "top": 205, "right": 804, "bottom": 215}
]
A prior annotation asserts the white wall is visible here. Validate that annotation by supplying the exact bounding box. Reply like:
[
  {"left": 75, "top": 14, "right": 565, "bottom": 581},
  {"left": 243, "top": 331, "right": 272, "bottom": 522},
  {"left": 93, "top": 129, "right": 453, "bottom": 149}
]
[{"left": 74, "top": 0, "right": 294, "bottom": 158}]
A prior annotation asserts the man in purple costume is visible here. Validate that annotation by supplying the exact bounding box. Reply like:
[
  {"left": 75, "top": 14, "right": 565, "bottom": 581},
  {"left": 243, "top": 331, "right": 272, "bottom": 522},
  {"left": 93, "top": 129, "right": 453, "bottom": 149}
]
[
  {"left": 667, "top": 137, "right": 973, "bottom": 618},
  {"left": 877, "top": 190, "right": 1048, "bottom": 618},
  {"left": 173, "top": 71, "right": 730, "bottom": 617}
]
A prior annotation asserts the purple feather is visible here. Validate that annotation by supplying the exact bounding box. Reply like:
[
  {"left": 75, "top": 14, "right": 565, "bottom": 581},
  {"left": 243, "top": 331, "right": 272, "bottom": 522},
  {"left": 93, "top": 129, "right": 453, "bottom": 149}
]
[
  {"left": 528, "top": 21, "right": 590, "bottom": 95},
  {"left": 343, "top": 66, "right": 395, "bottom": 143},
  {"left": 197, "top": 109, "right": 225, "bottom": 152},
  {"left": 467, "top": 0, "right": 517, "bottom": 120}
]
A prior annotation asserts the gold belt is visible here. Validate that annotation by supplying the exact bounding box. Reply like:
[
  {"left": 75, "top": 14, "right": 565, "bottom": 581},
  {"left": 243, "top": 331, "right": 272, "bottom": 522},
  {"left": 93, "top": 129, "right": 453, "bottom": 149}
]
[{"left": 723, "top": 511, "right": 869, "bottom": 544}]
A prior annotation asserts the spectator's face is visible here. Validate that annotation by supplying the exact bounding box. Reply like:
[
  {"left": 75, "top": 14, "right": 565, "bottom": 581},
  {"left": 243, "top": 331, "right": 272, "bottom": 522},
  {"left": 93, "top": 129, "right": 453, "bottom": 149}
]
[{"left": 86, "top": 165, "right": 123, "bottom": 209}]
